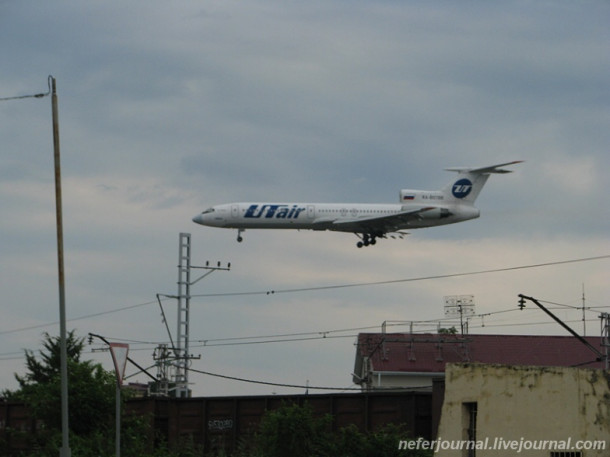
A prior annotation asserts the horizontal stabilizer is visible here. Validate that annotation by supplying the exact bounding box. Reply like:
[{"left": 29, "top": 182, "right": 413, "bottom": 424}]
[{"left": 445, "top": 160, "right": 524, "bottom": 175}]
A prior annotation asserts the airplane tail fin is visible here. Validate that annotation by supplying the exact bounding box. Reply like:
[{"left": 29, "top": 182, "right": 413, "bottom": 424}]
[{"left": 441, "top": 160, "right": 523, "bottom": 204}]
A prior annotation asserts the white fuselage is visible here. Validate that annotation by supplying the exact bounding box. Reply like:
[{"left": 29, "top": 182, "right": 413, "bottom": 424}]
[
  {"left": 193, "top": 202, "right": 480, "bottom": 232},
  {"left": 192, "top": 161, "right": 521, "bottom": 246}
]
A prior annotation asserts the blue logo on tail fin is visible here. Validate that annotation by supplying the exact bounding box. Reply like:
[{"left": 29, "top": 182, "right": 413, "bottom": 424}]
[{"left": 452, "top": 179, "right": 473, "bottom": 199}]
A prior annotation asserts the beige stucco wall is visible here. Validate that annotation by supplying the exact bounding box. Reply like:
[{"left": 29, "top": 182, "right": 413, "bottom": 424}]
[{"left": 435, "top": 363, "right": 610, "bottom": 457}]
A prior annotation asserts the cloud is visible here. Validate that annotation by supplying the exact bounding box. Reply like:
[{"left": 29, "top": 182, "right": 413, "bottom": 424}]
[{"left": 542, "top": 155, "right": 601, "bottom": 195}]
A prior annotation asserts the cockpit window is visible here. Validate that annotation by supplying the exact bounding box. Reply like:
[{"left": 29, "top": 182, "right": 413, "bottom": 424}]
[{"left": 202, "top": 208, "right": 215, "bottom": 214}]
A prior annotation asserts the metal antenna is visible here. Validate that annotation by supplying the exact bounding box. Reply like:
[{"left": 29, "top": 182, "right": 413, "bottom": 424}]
[{"left": 444, "top": 295, "right": 475, "bottom": 335}]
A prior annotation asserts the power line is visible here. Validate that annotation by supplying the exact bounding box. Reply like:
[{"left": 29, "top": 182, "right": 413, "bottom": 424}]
[
  {"left": 469, "top": 318, "right": 600, "bottom": 330},
  {"left": 189, "top": 254, "right": 610, "bottom": 299},
  {"left": 0, "top": 254, "right": 607, "bottom": 338},
  {"left": 537, "top": 298, "right": 600, "bottom": 315},
  {"left": 195, "top": 324, "right": 382, "bottom": 344},
  {"left": 3, "top": 302, "right": 605, "bottom": 353},
  {"left": 0, "top": 321, "right": 62, "bottom": 337},
  {"left": 85, "top": 310, "right": 601, "bottom": 354},
  {"left": 186, "top": 366, "right": 427, "bottom": 392},
  {"left": 0, "top": 77, "right": 52, "bottom": 101},
  {"left": 78, "top": 309, "right": 526, "bottom": 351},
  {"left": 4, "top": 311, "right": 607, "bottom": 364},
  {"left": 192, "top": 333, "right": 358, "bottom": 348},
  {"left": 0, "top": 300, "right": 158, "bottom": 336}
]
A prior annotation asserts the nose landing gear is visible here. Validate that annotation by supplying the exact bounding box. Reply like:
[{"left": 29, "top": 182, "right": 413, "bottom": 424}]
[{"left": 237, "top": 229, "right": 245, "bottom": 243}]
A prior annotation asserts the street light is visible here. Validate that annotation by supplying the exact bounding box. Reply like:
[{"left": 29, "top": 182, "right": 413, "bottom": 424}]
[
  {"left": 2, "top": 76, "right": 71, "bottom": 457},
  {"left": 50, "top": 76, "right": 71, "bottom": 457}
]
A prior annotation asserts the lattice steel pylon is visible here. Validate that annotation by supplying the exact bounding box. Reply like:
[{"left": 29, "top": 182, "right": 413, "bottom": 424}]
[
  {"left": 174, "top": 233, "right": 192, "bottom": 398},
  {"left": 172, "top": 233, "right": 231, "bottom": 397}
]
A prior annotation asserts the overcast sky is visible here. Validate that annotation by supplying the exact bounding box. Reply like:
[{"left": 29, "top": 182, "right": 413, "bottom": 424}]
[{"left": 1, "top": 1, "right": 609, "bottom": 397}]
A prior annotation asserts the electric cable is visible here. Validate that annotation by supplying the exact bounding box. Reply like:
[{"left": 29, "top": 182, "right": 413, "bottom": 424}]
[
  {"left": 186, "top": 366, "right": 428, "bottom": 392},
  {"left": 190, "top": 254, "right": 610, "bottom": 299},
  {"left": 0, "top": 76, "right": 52, "bottom": 101},
  {"left": 0, "top": 254, "right": 607, "bottom": 338},
  {"left": 0, "top": 299, "right": 158, "bottom": 336}
]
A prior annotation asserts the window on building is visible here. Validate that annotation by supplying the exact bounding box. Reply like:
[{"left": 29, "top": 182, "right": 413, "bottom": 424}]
[{"left": 462, "top": 402, "right": 477, "bottom": 457}]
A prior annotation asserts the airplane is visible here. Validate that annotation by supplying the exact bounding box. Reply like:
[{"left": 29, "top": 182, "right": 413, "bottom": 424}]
[{"left": 192, "top": 160, "right": 522, "bottom": 248}]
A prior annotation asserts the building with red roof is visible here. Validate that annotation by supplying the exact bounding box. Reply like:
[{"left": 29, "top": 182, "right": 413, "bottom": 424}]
[{"left": 353, "top": 332, "right": 606, "bottom": 391}]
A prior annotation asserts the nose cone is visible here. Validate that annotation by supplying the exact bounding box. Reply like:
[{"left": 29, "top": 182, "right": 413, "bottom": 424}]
[{"left": 193, "top": 207, "right": 227, "bottom": 227}]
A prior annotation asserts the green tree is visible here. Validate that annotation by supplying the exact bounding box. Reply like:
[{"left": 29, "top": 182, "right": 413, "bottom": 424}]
[
  {"left": 254, "top": 402, "right": 334, "bottom": 457},
  {"left": 3, "top": 331, "right": 214, "bottom": 457},
  {"left": 14, "top": 330, "right": 84, "bottom": 386},
  {"left": 12, "top": 331, "right": 115, "bottom": 436},
  {"left": 3, "top": 331, "right": 116, "bottom": 455}
]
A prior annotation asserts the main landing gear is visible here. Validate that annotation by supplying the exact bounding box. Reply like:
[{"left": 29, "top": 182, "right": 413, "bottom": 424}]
[{"left": 356, "top": 233, "right": 378, "bottom": 248}]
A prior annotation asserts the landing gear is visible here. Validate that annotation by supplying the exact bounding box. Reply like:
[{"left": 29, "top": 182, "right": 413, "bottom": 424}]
[
  {"left": 237, "top": 229, "right": 245, "bottom": 243},
  {"left": 356, "top": 233, "right": 378, "bottom": 248},
  {"left": 355, "top": 231, "right": 409, "bottom": 247}
]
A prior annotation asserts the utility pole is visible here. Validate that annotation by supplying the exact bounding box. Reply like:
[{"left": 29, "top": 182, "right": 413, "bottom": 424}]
[
  {"left": 581, "top": 284, "right": 586, "bottom": 336},
  {"left": 601, "top": 313, "right": 610, "bottom": 370},
  {"left": 152, "top": 344, "right": 172, "bottom": 396},
  {"left": 1, "top": 78, "right": 69, "bottom": 455},
  {"left": 51, "top": 76, "right": 71, "bottom": 457},
  {"left": 108, "top": 343, "right": 129, "bottom": 457},
  {"left": 174, "top": 233, "right": 230, "bottom": 397}
]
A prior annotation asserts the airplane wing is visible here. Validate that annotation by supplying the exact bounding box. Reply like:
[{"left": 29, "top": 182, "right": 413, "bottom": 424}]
[{"left": 320, "top": 206, "right": 434, "bottom": 234}]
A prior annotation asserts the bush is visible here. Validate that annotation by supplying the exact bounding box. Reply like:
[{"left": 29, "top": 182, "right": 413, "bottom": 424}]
[{"left": 246, "top": 402, "right": 432, "bottom": 457}]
